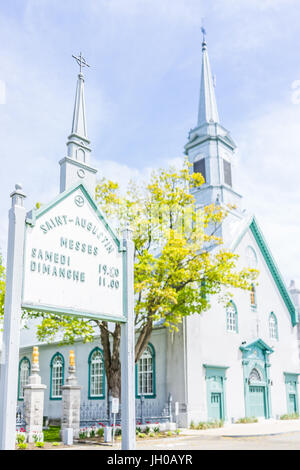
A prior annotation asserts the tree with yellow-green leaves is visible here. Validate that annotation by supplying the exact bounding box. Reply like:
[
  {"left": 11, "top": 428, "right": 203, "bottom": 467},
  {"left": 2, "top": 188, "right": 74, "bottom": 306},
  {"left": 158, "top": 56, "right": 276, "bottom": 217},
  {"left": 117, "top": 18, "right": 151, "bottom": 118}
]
[{"left": 25, "top": 159, "right": 258, "bottom": 399}]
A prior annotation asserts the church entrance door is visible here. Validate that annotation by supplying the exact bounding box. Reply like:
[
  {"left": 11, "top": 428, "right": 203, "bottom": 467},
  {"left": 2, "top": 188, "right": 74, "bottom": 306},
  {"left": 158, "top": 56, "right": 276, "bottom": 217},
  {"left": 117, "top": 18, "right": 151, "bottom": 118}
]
[
  {"left": 210, "top": 392, "right": 222, "bottom": 420},
  {"left": 248, "top": 385, "right": 266, "bottom": 418}
]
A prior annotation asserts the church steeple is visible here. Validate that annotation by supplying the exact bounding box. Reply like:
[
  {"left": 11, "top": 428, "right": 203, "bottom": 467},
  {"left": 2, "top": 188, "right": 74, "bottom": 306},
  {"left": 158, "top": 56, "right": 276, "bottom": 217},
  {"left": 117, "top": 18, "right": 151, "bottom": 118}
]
[
  {"left": 59, "top": 53, "right": 97, "bottom": 194},
  {"left": 68, "top": 71, "right": 89, "bottom": 155},
  {"left": 185, "top": 33, "right": 242, "bottom": 212},
  {"left": 197, "top": 38, "right": 219, "bottom": 126}
]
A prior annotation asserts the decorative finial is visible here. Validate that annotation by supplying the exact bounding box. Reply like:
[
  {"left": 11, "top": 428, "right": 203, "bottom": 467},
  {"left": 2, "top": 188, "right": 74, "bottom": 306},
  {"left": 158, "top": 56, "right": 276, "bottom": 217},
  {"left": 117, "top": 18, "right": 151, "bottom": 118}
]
[
  {"left": 69, "top": 350, "right": 75, "bottom": 367},
  {"left": 122, "top": 223, "right": 133, "bottom": 241},
  {"left": 72, "top": 52, "right": 90, "bottom": 75},
  {"left": 33, "top": 346, "right": 39, "bottom": 365}
]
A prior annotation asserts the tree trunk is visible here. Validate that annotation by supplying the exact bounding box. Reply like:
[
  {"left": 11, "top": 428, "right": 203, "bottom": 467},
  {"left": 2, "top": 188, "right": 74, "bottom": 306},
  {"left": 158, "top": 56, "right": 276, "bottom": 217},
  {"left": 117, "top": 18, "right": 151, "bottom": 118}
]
[
  {"left": 135, "top": 317, "right": 153, "bottom": 362},
  {"left": 97, "top": 317, "right": 153, "bottom": 409},
  {"left": 97, "top": 321, "right": 121, "bottom": 417}
]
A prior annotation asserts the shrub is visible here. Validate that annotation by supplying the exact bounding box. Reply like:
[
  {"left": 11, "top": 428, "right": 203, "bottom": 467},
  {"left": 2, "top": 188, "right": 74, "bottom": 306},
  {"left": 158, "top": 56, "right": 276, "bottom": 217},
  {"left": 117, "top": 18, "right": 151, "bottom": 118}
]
[
  {"left": 167, "top": 431, "right": 173, "bottom": 436},
  {"left": 149, "top": 432, "right": 155, "bottom": 437},
  {"left": 190, "top": 420, "right": 195, "bottom": 429},
  {"left": 35, "top": 441, "right": 45, "bottom": 448},
  {"left": 16, "top": 433, "right": 26, "bottom": 444},
  {"left": 51, "top": 442, "right": 60, "bottom": 446},
  {"left": 138, "top": 433, "right": 146, "bottom": 438},
  {"left": 17, "top": 443, "right": 28, "bottom": 450},
  {"left": 235, "top": 417, "right": 258, "bottom": 424},
  {"left": 97, "top": 428, "right": 104, "bottom": 437},
  {"left": 194, "top": 420, "right": 224, "bottom": 430},
  {"left": 196, "top": 422, "right": 208, "bottom": 430},
  {"left": 280, "top": 413, "right": 299, "bottom": 420},
  {"left": 79, "top": 429, "right": 88, "bottom": 439},
  {"left": 153, "top": 426, "right": 160, "bottom": 433},
  {"left": 145, "top": 426, "right": 151, "bottom": 435},
  {"left": 32, "top": 432, "right": 44, "bottom": 443}
]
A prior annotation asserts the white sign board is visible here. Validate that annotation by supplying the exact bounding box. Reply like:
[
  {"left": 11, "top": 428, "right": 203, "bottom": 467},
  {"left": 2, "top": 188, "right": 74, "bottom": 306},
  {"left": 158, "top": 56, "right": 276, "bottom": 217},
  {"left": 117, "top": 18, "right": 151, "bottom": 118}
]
[
  {"left": 22, "top": 184, "right": 125, "bottom": 322},
  {"left": 111, "top": 397, "right": 119, "bottom": 414}
]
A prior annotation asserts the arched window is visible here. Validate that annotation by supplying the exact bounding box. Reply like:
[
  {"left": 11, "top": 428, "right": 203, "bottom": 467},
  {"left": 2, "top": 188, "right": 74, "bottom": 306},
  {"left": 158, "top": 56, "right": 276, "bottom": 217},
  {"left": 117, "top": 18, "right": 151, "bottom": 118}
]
[
  {"left": 136, "top": 344, "right": 156, "bottom": 398},
  {"left": 88, "top": 348, "right": 105, "bottom": 399},
  {"left": 250, "top": 284, "right": 257, "bottom": 309},
  {"left": 18, "top": 357, "right": 31, "bottom": 400},
  {"left": 226, "top": 301, "right": 238, "bottom": 333},
  {"left": 269, "top": 313, "right": 278, "bottom": 340},
  {"left": 246, "top": 246, "right": 258, "bottom": 269},
  {"left": 50, "top": 353, "right": 64, "bottom": 400},
  {"left": 249, "top": 368, "right": 262, "bottom": 384}
]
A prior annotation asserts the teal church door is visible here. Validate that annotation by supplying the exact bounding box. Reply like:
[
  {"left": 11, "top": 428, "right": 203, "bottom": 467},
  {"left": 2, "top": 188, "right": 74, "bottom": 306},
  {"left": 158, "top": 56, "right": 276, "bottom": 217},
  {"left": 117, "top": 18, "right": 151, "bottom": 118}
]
[
  {"left": 288, "top": 394, "right": 297, "bottom": 414},
  {"left": 284, "top": 374, "right": 299, "bottom": 415},
  {"left": 204, "top": 366, "right": 228, "bottom": 422},
  {"left": 241, "top": 340, "right": 274, "bottom": 420},
  {"left": 210, "top": 393, "right": 222, "bottom": 420},
  {"left": 248, "top": 385, "right": 266, "bottom": 418},
  {"left": 207, "top": 376, "right": 224, "bottom": 421}
]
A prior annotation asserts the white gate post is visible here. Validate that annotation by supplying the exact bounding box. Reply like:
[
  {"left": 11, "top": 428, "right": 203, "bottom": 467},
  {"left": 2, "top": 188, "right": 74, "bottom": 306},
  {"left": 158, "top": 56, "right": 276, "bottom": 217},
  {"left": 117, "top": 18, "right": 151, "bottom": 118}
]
[
  {"left": 121, "top": 227, "right": 136, "bottom": 450},
  {"left": 0, "top": 184, "right": 26, "bottom": 450}
]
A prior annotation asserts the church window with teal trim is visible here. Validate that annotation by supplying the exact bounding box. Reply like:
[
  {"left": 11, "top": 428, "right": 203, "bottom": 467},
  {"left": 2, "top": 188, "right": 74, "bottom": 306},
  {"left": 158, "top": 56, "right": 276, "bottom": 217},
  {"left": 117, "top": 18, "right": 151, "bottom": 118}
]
[
  {"left": 88, "top": 348, "right": 105, "bottom": 399},
  {"left": 50, "top": 353, "right": 64, "bottom": 399},
  {"left": 226, "top": 301, "right": 238, "bottom": 332},
  {"left": 269, "top": 313, "right": 278, "bottom": 340},
  {"left": 136, "top": 344, "right": 155, "bottom": 398},
  {"left": 18, "top": 357, "right": 31, "bottom": 400},
  {"left": 250, "top": 284, "right": 257, "bottom": 309}
]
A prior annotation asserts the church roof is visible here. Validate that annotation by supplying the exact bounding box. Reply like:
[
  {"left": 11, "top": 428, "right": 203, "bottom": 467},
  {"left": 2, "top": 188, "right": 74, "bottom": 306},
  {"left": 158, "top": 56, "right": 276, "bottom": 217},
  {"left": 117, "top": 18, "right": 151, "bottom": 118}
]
[
  {"left": 240, "top": 338, "right": 274, "bottom": 354},
  {"left": 229, "top": 215, "right": 298, "bottom": 326}
]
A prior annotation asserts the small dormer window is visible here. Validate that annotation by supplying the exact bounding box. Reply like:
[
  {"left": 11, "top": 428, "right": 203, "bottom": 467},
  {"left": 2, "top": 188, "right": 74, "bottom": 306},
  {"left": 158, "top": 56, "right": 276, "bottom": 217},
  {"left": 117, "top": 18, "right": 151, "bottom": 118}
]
[
  {"left": 223, "top": 160, "right": 232, "bottom": 187},
  {"left": 193, "top": 158, "right": 206, "bottom": 182}
]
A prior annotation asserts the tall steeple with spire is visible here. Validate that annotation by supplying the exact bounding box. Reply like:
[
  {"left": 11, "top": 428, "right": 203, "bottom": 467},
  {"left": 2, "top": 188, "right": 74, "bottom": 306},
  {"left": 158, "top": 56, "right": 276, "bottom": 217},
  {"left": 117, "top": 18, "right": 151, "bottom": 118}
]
[
  {"left": 185, "top": 32, "right": 242, "bottom": 212},
  {"left": 59, "top": 53, "right": 97, "bottom": 194}
]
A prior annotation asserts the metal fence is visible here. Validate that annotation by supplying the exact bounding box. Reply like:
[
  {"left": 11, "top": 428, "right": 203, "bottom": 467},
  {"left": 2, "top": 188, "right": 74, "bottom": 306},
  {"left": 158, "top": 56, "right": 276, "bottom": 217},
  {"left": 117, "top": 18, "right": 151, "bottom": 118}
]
[
  {"left": 16, "top": 395, "right": 175, "bottom": 430},
  {"left": 16, "top": 404, "right": 26, "bottom": 432},
  {"left": 80, "top": 394, "right": 174, "bottom": 428}
]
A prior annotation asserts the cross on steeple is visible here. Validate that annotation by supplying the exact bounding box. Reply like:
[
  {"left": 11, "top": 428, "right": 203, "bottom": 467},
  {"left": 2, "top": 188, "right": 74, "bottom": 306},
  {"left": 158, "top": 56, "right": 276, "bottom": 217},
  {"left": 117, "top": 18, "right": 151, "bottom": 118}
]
[{"left": 72, "top": 52, "right": 90, "bottom": 75}]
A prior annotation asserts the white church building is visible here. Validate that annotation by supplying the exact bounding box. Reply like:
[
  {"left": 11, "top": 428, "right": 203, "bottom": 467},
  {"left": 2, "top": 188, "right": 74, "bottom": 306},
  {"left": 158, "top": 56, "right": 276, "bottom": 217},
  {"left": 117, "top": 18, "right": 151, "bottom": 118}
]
[{"left": 9, "top": 36, "right": 300, "bottom": 427}]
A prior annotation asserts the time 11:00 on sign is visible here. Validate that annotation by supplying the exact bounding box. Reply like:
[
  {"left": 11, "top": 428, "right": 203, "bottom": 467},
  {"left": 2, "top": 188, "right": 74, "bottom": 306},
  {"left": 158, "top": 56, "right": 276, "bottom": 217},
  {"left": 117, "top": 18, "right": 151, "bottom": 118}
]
[{"left": 99, "top": 263, "right": 120, "bottom": 290}]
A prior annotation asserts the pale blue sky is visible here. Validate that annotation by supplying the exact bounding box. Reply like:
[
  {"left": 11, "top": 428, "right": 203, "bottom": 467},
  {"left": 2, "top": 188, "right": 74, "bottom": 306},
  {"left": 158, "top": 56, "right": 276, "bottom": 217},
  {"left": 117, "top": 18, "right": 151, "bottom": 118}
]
[{"left": 1, "top": 0, "right": 300, "bottom": 285}]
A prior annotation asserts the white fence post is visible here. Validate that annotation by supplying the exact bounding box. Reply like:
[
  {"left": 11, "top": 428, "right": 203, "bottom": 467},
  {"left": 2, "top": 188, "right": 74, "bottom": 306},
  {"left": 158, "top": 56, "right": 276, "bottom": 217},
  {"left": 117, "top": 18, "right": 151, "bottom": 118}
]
[{"left": 0, "top": 184, "right": 26, "bottom": 450}]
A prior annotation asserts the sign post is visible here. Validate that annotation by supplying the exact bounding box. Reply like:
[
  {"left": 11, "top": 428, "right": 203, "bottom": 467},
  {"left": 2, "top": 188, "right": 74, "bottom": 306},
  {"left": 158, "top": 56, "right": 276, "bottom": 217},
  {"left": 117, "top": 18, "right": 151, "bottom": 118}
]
[
  {"left": 0, "top": 183, "right": 136, "bottom": 450},
  {"left": 0, "top": 185, "right": 26, "bottom": 450},
  {"left": 121, "top": 227, "right": 136, "bottom": 450},
  {"left": 175, "top": 401, "right": 179, "bottom": 436},
  {"left": 111, "top": 397, "right": 119, "bottom": 445}
]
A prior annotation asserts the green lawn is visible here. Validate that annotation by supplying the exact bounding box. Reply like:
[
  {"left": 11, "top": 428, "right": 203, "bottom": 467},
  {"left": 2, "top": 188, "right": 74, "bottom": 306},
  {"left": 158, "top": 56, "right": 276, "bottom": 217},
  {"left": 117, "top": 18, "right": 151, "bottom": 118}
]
[{"left": 43, "top": 426, "right": 61, "bottom": 442}]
